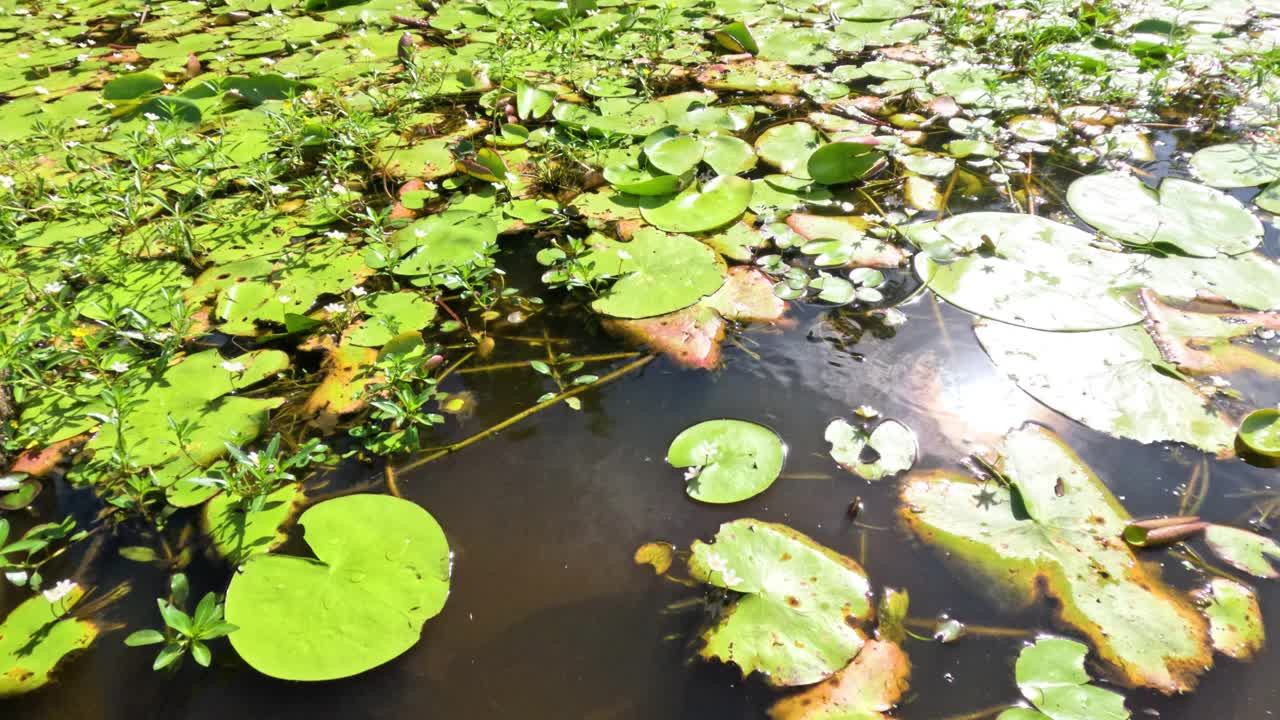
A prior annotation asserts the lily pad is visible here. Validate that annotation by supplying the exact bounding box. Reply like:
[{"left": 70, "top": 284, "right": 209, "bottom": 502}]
[
  {"left": 1190, "top": 143, "right": 1280, "bottom": 188},
  {"left": 769, "top": 640, "right": 911, "bottom": 720},
  {"left": 975, "top": 321, "right": 1237, "bottom": 453},
  {"left": 825, "top": 418, "right": 917, "bottom": 480},
  {"left": 755, "top": 122, "right": 824, "bottom": 179},
  {"left": 807, "top": 142, "right": 881, "bottom": 185},
  {"left": 667, "top": 419, "right": 785, "bottom": 503},
  {"left": 0, "top": 585, "right": 97, "bottom": 697},
  {"left": 1196, "top": 578, "right": 1264, "bottom": 660},
  {"left": 202, "top": 483, "right": 304, "bottom": 564},
  {"left": 1008, "top": 637, "right": 1129, "bottom": 720},
  {"left": 1066, "top": 172, "right": 1262, "bottom": 257},
  {"left": 640, "top": 176, "right": 753, "bottom": 234},
  {"left": 584, "top": 228, "right": 727, "bottom": 319},
  {"left": 1238, "top": 408, "right": 1280, "bottom": 458},
  {"left": 901, "top": 425, "right": 1211, "bottom": 693},
  {"left": 689, "top": 519, "right": 873, "bottom": 686},
  {"left": 1204, "top": 525, "right": 1280, "bottom": 579},
  {"left": 226, "top": 494, "right": 451, "bottom": 681}
]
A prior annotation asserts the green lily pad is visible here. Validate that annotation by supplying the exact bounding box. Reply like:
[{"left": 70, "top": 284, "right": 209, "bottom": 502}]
[
  {"left": 755, "top": 122, "right": 824, "bottom": 179},
  {"left": 1009, "top": 637, "right": 1129, "bottom": 720},
  {"left": 202, "top": 484, "right": 304, "bottom": 564},
  {"left": 392, "top": 211, "right": 499, "bottom": 277},
  {"left": 348, "top": 292, "right": 437, "bottom": 348},
  {"left": 918, "top": 212, "right": 1280, "bottom": 331},
  {"left": 702, "top": 135, "right": 757, "bottom": 177},
  {"left": 0, "top": 585, "right": 96, "bottom": 697},
  {"left": 603, "top": 164, "right": 688, "bottom": 196},
  {"left": 0, "top": 479, "right": 42, "bottom": 511},
  {"left": 902, "top": 425, "right": 1211, "bottom": 692},
  {"left": 1067, "top": 172, "right": 1262, "bottom": 257},
  {"left": 825, "top": 418, "right": 916, "bottom": 480},
  {"left": 1196, "top": 578, "right": 1264, "bottom": 660},
  {"left": 644, "top": 130, "right": 704, "bottom": 176},
  {"left": 689, "top": 519, "right": 872, "bottom": 686},
  {"left": 1238, "top": 408, "right": 1280, "bottom": 457},
  {"left": 667, "top": 419, "right": 785, "bottom": 503},
  {"left": 1190, "top": 143, "right": 1280, "bottom": 188},
  {"left": 226, "top": 495, "right": 451, "bottom": 681},
  {"left": 976, "top": 321, "right": 1236, "bottom": 453},
  {"left": 1204, "top": 525, "right": 1280, "bottom": 579},
  {"left": 807, "top": 142, "right": 880, "bottom": 184},
  {"left": 584, "top": 228, "right": 726, "bottom": 319},
  {"left": 639, "top": 176, "right": 753, "bottom": 234}
]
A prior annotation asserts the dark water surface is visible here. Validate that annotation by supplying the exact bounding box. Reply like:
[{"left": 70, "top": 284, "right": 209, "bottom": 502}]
[{"left": 8, "top": 135, "right": 1280, "bottom": 720}]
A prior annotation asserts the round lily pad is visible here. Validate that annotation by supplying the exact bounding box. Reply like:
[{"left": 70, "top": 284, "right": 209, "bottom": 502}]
[
  {"left": 585, "top": 228, "right": 726, "bottom": 318},
  {"left": 808, "top": 142, "right": 880, "bottom": 184},
  {"left": 226, "top": 494, "right": 451, "bottom": 681},
  {"left": 667, "top": 419, "right": 786, "bottom": 503},
  {"left": 639, "top": 176, "right": 753, "bottom": 234},
  {"left": 1190, "top": 143, "right": 1280, "bottom": 188},
  {"left": 644, "top": 131, "right": 704, "bottom": 176},
  {"left": 603, "top": 164, "right": 688, "bottom": 196},
  {"left": 1238, "top": 408, "right": 1280, "bottom": 457}
]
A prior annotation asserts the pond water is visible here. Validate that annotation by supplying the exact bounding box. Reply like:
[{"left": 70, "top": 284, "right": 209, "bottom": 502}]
[
  {"left": 9, "top": 185, "right": 1280, "bottom": 718},
  {"left": 4, "top": 0, "right": 1280, "bottom": 717}
]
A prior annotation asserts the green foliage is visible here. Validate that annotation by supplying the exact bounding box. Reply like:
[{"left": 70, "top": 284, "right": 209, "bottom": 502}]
[{"left": 125, "top": 574, "right": 237, "bottom": 670}]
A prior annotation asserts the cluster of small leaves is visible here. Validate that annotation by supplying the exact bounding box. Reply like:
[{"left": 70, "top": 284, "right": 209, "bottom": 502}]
[{"left": 124, "top": 574, "right": 237, "bottom": 671}]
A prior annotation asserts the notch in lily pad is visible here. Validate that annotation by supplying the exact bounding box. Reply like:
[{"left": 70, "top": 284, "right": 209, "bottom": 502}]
[
  {"left": 668, "top": 419, "right": 785, "bottom": 503},
  {"left": 1001, "top": 637, "right": 1129, "bottom": 720}
]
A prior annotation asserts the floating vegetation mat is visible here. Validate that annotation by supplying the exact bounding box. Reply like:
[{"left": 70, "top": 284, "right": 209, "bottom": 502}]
[{"left": 1, "top": 0, "right": 1280, "bottom": 716}]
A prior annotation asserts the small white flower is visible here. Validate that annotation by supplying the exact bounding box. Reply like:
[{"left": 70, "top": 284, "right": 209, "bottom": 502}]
[
  {"left": 278, "top": 295, "right": 291, "bottom": 303},
  {"left": 0, "top": 475, "right": 22, "bottom": 491},
  {"left": 721, "top": 568, "right": 743, "bottom": 587},
  {"left": 5, "top": 570, "right": 29, "bottom": 586},
  {"left": 74, "top": 117, "right": 89, "bottom": 126},
  {"left": 269, "top": 184, "right": 288, "bottom": 195},
  {"left": 43, "top": 280, "right": 65, "bottom": 293},
  {"left": 692, "top": 440, "right": 719, "bottom": 465},
  {"left": 324, "top": 302, "right": 346, "bottom": 314},
  {"left": 424, "top": 181, "right": 438, "bottom": 190},
  {"left": 360, "top": 48, "right": 376, "bottom": 58},
  {"left": 330, "top": 182, "right": 347, "bottom": 194},
  {"left": 143, "top": 112, "right": 160, "bottom": 121},
  {"left": 109, "top": 361, "right": 130, "bottom": 373},
  {"left": 683, "top": 466, "right": 700, "bottom": 481},
  {"left": 350, "top": 285, "right": 368, "bottom": 296},
  {"left": 220, "top": 360, "right": 246, "bottom": 373},
  {"left": 0, "top": 175, "right": 13, "bottom": 191},
  {"left": 145, "top": 123, "right": 157, "bottom": 135},
  {"left": 245, "top": 451, "right": 261, "bottom": 467},
  {"left": 33, "top": 85, "right": 49, "bottom": 95},
  {"left": 42, "top": 579, "right": 78, "bottom": 603},
  {"left": 102, "top": 101, "right": 116, "bottom": 110},
  {"left": 259, "top": 57, "right": 276, "bottom": 66},
  {"left": 155, "top": 162, "right": 174, "bottom": 171},
  {"left": 123, "top": 63, "right": 136, "bottom": 71},
  {"left": 705, "top": 552, "right": 728, "bottom": 574},
  {"left": 324, "top": 229, "right": 347, "bottom": 240},
  {"left": 163, "top": 83, "right": 175, "bottom": 90},
  {"left": 63, "top": 141, "right": 81, "bottom": 148}
]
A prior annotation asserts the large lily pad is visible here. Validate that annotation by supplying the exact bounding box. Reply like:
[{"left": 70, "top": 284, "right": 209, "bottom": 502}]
[
  {"left": 668, "top": 419, "right": 785, "bottom": 503},
  {"left": 0, "top": 585, "right": 97, "bottom": 697},
  {"left": 1066, "top": 172, "right": 1262, "bottom": 257},
  {"left": 901, "top": 425, "right": 1211, "bottom": 692},
  {"left": 1190, "top": 143, "right": 1280, "bottom": 188},
  {"left": 917, "top": 213, "right": 1280, "bottom": 331},
  {"left": 226, "top": 495, "right": 451, "bottom": 681},
  {"left": 975, "top": 321, "right": 1237, "bottom": 453},
  {"left": 639, "top": 176, "right": 753, "bottom": 234},
  {"left": 689, "top": 519, "right": 873, "bottom": 687},
  {"left": 584, "top": 228, "right": 727, "bottom": 319}
]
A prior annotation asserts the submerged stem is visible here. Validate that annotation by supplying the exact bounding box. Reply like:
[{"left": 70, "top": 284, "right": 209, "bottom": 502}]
[{"left": 396, "top": 354, "right": 657, "bottom": 474}]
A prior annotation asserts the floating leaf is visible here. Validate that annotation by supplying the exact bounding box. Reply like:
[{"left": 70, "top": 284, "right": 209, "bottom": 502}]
[
  {"left": 1067, "top": 172, "right": 1261, "bottom": 257},
  {"left": 1009, "top": 637, "right": 1129, "bottom": 720},
  {"left": 918, "top": 212, "right": 1280, "bottom": 331},
  {"left": 975, "top": 321, "right": 1237, "bottom": 453},
  {"left": 1204, "top": 525, "right": 1280, "bottom": 579},
  {"left": 202, "top": 484, "right": 304, "bottom": 564},
  {"left": 1190, "top": 143, "right": 1280, "bottom": 188},
  {"left": 769, "top": 640, "right": 911, "bottom": 720},
  {"left": 713, "top": 21, "right": 759, "bottom": 54},
  {"left": 807, "top": 141, "right": 881, "bottom": 185},
  {"left": 825, "top": 418, "right": 916, "bottom": 480},
  {"left": 902, "top": 425, "right": 1211, "bottom": 692},
  {"left": 689, "top": 519, "right": 872, "bottom": 686},
  {"left": 668, "top": 419, "right": 785, "bottom": 503},
  {"left": 639, "top": 176, "right": 753, "bottom": 234},
  {"left": 1196, "top": 578, "right": 1264, "bottom": 660},
  {"left": 1238, "top": 409, "right": 1280, "bottom": 458},
  {"left": 584, "top": 228, "right": 727, "bottom": 319},
  {"left": 644, "top": 129, "right": 704, "bottom": 176},
  {"left": 226, "top": 495, "right": 451, "bottom": 681},
  {"left": 0, "top": 585, "right": 97, "bottom": 698},
  {"left": 603, "top": 164, "right": 688, "bottom": 196},
  {"left": 756, "top": 122, "right": 824, "bottom": 179}
]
